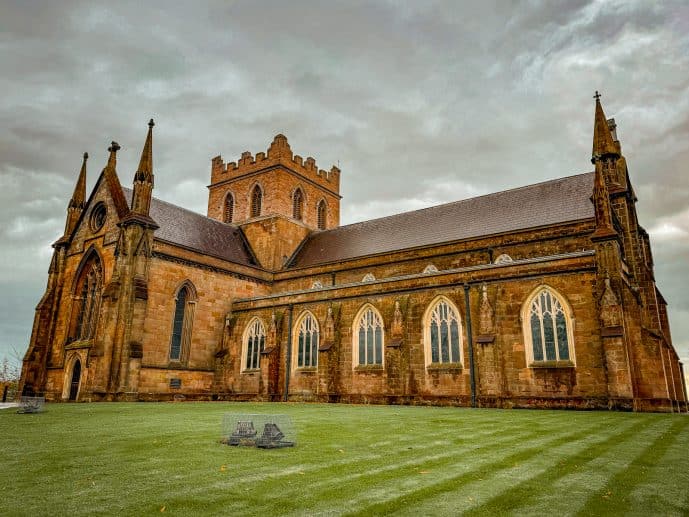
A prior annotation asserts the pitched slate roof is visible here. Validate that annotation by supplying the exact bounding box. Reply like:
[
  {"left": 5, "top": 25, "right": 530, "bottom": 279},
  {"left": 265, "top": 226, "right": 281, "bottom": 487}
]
[
  {"left": 289, "top": 172, "right": 595, "bottom": 268},
  {"left": 123, "top": 188, "right": 257, "bottom": 267}
]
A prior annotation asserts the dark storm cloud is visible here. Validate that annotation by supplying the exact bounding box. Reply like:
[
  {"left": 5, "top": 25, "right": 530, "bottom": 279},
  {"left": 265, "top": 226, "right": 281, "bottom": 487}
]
[{"left": 1, "top": 0, "right": 688, "bottom": 364}]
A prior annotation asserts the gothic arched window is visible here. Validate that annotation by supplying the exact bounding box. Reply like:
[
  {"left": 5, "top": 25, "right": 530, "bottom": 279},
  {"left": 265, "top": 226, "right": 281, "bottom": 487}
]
[
  {"left": 424, "top": 297, "right": 462, "bottom": 366},
  {"left": 71, "top": 252, "right": 103, "bottom": 342},
  {"left": 295, "top": 311, "right": 319, "bottom": 368},
  {"left": 244, "top": 318, "right": 266, "bottom": 370},
  {"left": 250, "top": 185, "right": 262, "bottom": 218},
  {"left": 317, "top": 200, "right": 327, "bottom": 230},
  {"left": 353, "top": 305, "right": 384, "bottom": 366},
  {"left": 292, "top": 188, "right": 304, "bottom": 221},
  {"left": 169, "top": 282, "right": 197, "bottom": 363},
  {"left": 522, "top": 287, "right": 575, "bottom": 365},
  {"left": 224, "top": 193, "right": 234, "bottom": 223}
]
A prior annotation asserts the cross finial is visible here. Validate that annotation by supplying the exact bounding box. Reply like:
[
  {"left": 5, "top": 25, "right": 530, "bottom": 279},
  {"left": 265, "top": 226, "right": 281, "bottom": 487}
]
[{"left": 593, "top": 91, "right": 602, "bottom": 101}]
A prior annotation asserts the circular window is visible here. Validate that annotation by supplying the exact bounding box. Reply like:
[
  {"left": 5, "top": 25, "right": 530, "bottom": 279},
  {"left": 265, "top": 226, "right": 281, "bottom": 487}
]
[{"left": 90, "top": 202, "right": 107, "bottom": 232}]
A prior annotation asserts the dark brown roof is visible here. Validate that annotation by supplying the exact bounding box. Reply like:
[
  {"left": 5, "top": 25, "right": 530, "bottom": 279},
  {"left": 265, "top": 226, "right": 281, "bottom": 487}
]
[
  {"left": 123, "top": 188, "right": 257, "bottom": 267},
  {"left": 290, "top": 172, "right": 595, "bottom": 268}
]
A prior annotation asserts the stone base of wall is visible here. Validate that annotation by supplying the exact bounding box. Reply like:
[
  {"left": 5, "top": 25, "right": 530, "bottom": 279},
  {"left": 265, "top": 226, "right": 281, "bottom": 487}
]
[{"left": 41, "top": 386, "right": 682, "bottom": 413}]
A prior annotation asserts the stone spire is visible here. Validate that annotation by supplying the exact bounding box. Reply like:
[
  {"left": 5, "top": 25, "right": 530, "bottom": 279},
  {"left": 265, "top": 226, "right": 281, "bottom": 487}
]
[
  {"left": 591, "top": 91, "right": 619, "bottom": 164},
  {"left": 59, "top": 152, "right": 89, "bottom": 242},
  {"left": 69, "top": 152, "right": 88, "bottom": 210},
  {"left": 131, "top": 119, "right": 155, "bottom": 216},
  {"left": 103, "top": 141, "right": 130, "bottom": 219},
  {"left": 590, "top": 93, "right": 618, "bottom": 242}
]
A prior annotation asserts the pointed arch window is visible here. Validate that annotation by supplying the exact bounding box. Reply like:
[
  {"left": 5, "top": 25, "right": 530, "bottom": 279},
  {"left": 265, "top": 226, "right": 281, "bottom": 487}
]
[
  {"left": 70, "top": 253, "right": 103, "bottom": 342},
  {"left": 317, "top": 200, "right": 327, "bottom": 230},
  {"left": 169, "top": 282, "right": 197, "bottom": 363},
  {"left": 354, "top": 306, "right": 384, "bottom": 367},
  {"left": 224, "top": 193, "right": 234, "bottom": 223},
  {"left": 424, "top": 298, "right": 462, "bottom": 366},
  {"left": 250, "top": 185, "right": 262, "bottom": 218},
  {"left": 522, "top": 287, "right": 575, "bottom": 366},
  {"left": 244, "top": 318, "right": 266, "bottom": 371},
  {"left": 292, "top": 188, "right": 304, "bottom": 221},
  {"left": 295, "top": 312, "right": 319, "bottom": 369}
]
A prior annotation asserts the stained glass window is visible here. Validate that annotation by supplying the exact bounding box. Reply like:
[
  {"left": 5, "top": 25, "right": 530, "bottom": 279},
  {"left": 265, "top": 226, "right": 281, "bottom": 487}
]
[
  {"left": 428, "top": 299, "right": 462, "bottom": 365},
  {"left": 527, "top": 289, "right": 571, "bottom": 363},
  {"left": 356, "top": 307, "right": 383, "bottom": 365},
  {"left": 297, "top": 313, "right": 319, "bottom": 368},
  {"left": 73, "top": 256, "right": 102, "bottom": 342},
  {"left": 169, "top": 287, "right": 187, "bottom": 360},
  {"left": 245, "top": 318, "right": 266, "bottom": 370}
]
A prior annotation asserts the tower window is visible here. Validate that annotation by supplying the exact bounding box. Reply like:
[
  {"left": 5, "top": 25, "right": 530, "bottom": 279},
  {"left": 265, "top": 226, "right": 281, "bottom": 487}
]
[
  {"left": 250, "top": 186, "right": 262, "bottom": 218},
  {"left": 317, "top": 200, "right": 326, "bottom": 230},
  {"left": 224, "top": 193, "right": 234, "bottom": 223},
  {"left": 292, "top": 188, "right": 304, "bottom": 221}
]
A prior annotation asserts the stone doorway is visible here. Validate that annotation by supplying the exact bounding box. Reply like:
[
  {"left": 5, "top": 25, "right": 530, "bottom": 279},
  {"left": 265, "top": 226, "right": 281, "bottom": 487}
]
[{"left": 69, "top": 360, "right": 81, "bottom": 401}]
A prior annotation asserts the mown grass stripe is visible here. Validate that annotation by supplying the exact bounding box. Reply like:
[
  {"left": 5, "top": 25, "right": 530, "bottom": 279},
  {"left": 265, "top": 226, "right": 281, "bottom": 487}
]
[
  {"left": 342, "top": 416, "right": 635, "bottom": 516},
  {"left": 577, "top": 417, "right": 689, "bottom": 516},
  {"left": 462, "top": 415, "right": 665, "bottom": 516}
]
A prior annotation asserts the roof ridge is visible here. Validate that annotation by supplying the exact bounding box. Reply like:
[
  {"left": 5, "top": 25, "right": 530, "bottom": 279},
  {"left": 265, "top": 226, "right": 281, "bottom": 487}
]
[
  {"left": 323, "top": 171, "right": 595, "bottom": 234},
  {"left": 122, "top": 186, "right": 239, "bottom": 229}
]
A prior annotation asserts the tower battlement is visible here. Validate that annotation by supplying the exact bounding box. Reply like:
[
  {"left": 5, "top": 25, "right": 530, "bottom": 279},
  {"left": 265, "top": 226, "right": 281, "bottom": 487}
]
[{"left": 210, "top": 134, "right": 340, "bottom": 193}]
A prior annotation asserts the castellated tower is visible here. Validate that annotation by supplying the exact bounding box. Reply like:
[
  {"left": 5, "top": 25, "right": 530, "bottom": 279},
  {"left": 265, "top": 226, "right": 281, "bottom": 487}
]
[{"left": 207, "top": 134, "right": 341, "bottom": 270}]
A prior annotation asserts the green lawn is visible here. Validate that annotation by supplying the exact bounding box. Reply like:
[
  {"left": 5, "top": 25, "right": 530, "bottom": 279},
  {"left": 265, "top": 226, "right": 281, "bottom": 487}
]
[{"left": 1, "top": 403, "right": 688, "bottom": 516}]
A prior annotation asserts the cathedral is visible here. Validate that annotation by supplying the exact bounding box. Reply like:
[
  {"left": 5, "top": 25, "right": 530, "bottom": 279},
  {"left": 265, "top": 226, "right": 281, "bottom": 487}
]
[{"left": 19, "top": 95, "right": 687, "bottom": 412}]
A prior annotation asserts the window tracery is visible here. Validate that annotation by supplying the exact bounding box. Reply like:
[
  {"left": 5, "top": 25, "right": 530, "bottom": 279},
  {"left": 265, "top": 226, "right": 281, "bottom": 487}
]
[
  {"left": 295, "top": 312, "right": 319, "bottom": 368},
  {"left": 523, "top": 287, "right": 575, "bottom": 365},
  {"left": 424, "top": 297, "right": 462, "bottom": 366},
  {"left": 244, "top": 318, "right": 266, "bottom": 370},
  {"left": 354, "top": 305, "right": 384, "bottom": 366}
]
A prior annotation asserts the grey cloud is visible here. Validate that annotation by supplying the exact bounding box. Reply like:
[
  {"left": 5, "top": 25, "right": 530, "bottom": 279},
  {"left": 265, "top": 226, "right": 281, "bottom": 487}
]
[{"left": 1, "top": 0, "right": 688, "bottom": 362}]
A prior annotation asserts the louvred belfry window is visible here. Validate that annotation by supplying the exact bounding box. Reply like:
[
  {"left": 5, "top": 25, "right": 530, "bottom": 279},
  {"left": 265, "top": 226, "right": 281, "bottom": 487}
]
[
  {"left": 250, "top": 186, "right": 262, "bottom": 218},
  {"left": 292, "top": 188, "right": 304, "bottom": 221},
  {"left": 224, "top": 193, "right": 234, "bottom": 223},
  {"left": 317, "top": 200, "right": 326, "bottom": 230}
]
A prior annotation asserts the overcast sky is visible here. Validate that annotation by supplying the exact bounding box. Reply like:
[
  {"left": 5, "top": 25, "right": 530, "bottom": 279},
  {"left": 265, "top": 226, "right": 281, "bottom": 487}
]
[{"left": 1, "top": 0, "right": 688, "bottom": 367}]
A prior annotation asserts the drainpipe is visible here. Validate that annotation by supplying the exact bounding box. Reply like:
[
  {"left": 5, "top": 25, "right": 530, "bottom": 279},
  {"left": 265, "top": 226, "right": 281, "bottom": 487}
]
[
  {"left": 680, "top": 363, "right": 688, "bottom": 413},
  {"left": 283, "top": 305, "right": 294, "bottom": 402},
  {"left": 464, "top": 283, "right": 477, "bottom": 408}
]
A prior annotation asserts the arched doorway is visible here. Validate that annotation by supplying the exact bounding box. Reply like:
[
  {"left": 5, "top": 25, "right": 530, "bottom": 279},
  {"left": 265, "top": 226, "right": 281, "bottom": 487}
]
[{"left": 69, "top": 360, "right": 81, "bottom": 401}]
